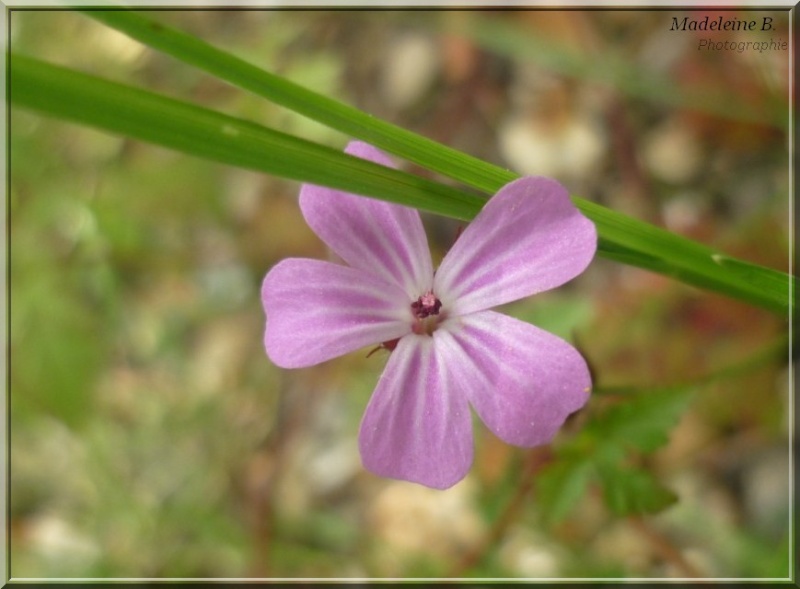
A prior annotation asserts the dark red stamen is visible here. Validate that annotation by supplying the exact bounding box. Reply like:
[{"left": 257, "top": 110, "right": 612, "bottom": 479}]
[{"left": 411, "top": 291, "right": 442, "bottom": 319}]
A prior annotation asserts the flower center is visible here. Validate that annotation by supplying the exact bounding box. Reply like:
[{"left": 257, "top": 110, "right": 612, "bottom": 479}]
[{"left": 411, "top": 290, "right": 443, "bottom": 335}]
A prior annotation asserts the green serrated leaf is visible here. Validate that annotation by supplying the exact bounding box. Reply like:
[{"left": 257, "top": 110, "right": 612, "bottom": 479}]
[
  {"left": 535, "top": 459, "right": 594, "bottom": 525},
  {"left": 599, "top": 465, "right": 678, "bottom": 516},
  {"left": 591, "top": 387, "right": 694, "bottom": 454}
]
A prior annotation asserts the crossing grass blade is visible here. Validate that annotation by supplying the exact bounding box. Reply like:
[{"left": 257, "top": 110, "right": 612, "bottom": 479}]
[
  {"left": 10, "top": 52, "right": 795, "bottom": 316},
  {"left": 9, "top": 54, "right": 482, "bottom": 222},
  {"left": 78, "top": 10, "right": 797, "bottom": 317}
]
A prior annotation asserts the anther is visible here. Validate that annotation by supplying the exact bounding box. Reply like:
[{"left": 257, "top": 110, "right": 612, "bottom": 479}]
[{"left": 411, "top": 290, "right": 442, "bottom": 319}]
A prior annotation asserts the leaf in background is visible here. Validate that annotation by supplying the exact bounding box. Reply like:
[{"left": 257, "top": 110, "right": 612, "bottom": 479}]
[
  {"left": 535, "top": 458, "right": 594, "bottom": 526},
  {"left": 589, "top": 387, "right": 694, "bottom": 453},
  {"left": 535, "top": 387, "right": 693, "bottom": 524},
  {"left": 598, "top": 465, "right": 678, "bottom": 516}
]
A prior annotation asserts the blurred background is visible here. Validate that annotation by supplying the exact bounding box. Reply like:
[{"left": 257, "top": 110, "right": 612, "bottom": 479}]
[{"left": 10, "top": 9, "right": 791, "bottom": 579}]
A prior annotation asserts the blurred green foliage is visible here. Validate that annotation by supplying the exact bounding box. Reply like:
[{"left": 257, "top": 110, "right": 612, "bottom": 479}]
[{"left": 536, "top": 386, "right": 692, "bottom": 524}]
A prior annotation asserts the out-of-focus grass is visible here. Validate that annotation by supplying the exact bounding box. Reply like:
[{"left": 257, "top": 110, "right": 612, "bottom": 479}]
[{"left": 10, "top": 9, "right": 791, "bottom": 580}]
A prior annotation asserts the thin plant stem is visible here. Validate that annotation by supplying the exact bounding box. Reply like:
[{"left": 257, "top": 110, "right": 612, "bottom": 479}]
[{"left": 448, "top": 447, "right": 552, "bottom": 576}]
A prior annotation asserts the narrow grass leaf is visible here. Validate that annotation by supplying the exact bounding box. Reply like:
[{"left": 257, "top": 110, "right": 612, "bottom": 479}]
[
  {"left": 80, "top": 10, "right": 796, "bottom": 316},
  {"left": 9, "top": 53, "right": 483, "bottom": 222},
  {"left": 10, "top": 51, "right": 794, "bottom": 315}
]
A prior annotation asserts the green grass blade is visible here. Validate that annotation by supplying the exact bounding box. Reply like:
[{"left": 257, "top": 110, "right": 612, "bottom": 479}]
[
  {"left": 10, "top": 53, "right": 794, "bottom": 316},
  {"left": 9, "top": 53, "right": 483, "bottom": 222},
  {"left": 78, "top": 10, "right": 795, "bottom": 315},
  {"left": 82, "top": 8, "right": 515, "bottom": 195},
  {"left": 587, "top": 200, "right": 793, "bottom": 315}
]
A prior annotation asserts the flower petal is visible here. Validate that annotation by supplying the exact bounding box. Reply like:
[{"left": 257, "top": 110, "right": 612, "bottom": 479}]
[
  {"left": 299, "top": 141, "right": 433, "bottom": 298},
  {"left": 262, "top": 258, "right": 411, "bottom": 368},
  {"left": 434, "top": 176, "right": 596, "bottom": 316},
  {"left": 437, "top": 311, "right": 590, "bottom": 447},
  {"left": 358, "top": 334, "right": 473, "bottom": 489}
]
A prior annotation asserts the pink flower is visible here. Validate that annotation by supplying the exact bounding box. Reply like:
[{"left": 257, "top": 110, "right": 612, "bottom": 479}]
[{"left": 262, "top": 141, "right": 597, "bottom": 489}]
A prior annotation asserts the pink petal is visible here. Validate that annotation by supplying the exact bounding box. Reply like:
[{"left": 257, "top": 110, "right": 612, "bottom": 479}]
[
  {"left": 299, "top": 141, "right": 433, "bottom": 299},
  {"left": 358, "top": 334, "right": 473, "bottom": 489},
  {"left": 262, "top": 258, "right": 411, "bottom": 368},
  {"left": 434, "top": 177, "right": 596, "bottom": 316},
  {"left": 437, "top": 311, "right": 590, "bottom": 447}
]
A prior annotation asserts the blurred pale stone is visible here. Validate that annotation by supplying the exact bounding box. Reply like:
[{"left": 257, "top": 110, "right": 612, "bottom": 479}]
[
  {"left": 499, "top": 62, "right": 606, "bottom": 182},
  {"left": 499, "top": 113, "right": 605, "bottom": 180},
  {"left": 27, "top": 515, "right": 100, "bottom": 573},
  {"left": 368, "top": 478, "right": 484, "bottom": 573},
  {"left": 190, "top": 315, "right": 254, "bottom": 396},
  {"left": 498, "top": 527, "right": 562, "bottom": 577},
  {"left": 275, "top": 392, "right": 362, "bottom": 515},
  {"left": 742, "top": 445, "right": 790, "bottom": 539},
  {"left": 662, "top": 193, "right": 704, "bottom": 233},
  {"left": 380, "top": 33, "right": 440, "bottom": 111},
  {"left": 642, "top": 120, "right": 702, "bottom": 184},
  {"left": 306, "top": 438, "right": 361, "bottom": 495},
  {"left": 590, "top": 520, "right": 654, "bottom": 573}
]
